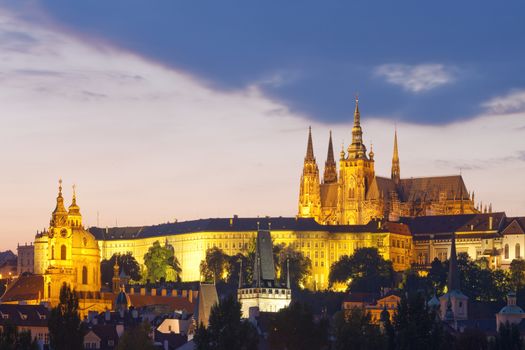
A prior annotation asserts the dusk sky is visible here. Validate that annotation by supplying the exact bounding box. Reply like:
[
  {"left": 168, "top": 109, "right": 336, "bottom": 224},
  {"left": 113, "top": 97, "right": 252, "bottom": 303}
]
[{"left": 1, "top": 1, "right": 525, "bottom": 251}]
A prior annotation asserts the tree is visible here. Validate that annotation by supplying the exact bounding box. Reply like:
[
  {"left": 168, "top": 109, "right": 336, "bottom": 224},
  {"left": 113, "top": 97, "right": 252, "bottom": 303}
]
[
  {"left": 491, "top": 322, "right": 522, "bottom": 350},
  {"left": 428, "top": 258, "right": 448, "bottom": 294},
  {"left": 268, "top": 302, "right": 329, "bottom": 350},
  {"left": 455, "top": 328, "right": 488, "bottom": 350},
  {"left": 193, "top": 295, "right": 258, "bottom": 350},
  {"left": 329, "top": 248, "right": 394, "bottom": 293},
  {"left": 509, "top": 259, "right": 525, "bottom": 291},
  {"left": 275, "top": 245, "right": 312, "bottom": 289},
  {"left": 390, "top": 291, "right": 450, "bottom": 350},
  {"left": 333, "top": 307, "right": 385, "bottom": 350},
  {"left": 101, "top": 252, "right": 141, "bottom": 285},
  {"left": 143, "top": 241, "right": 181, "bottom": 282},
  {"left": 48, "top": 283, "right": 84, "bottom": 350},
  {"left": 200, "top": 247, "right": 230, "bottom": 283},
  {"left": 116, "top": 322, "right": 155, "bottom": 350},
  {"left": 0, "top": 323, "right": 38, "bottom": 350}
]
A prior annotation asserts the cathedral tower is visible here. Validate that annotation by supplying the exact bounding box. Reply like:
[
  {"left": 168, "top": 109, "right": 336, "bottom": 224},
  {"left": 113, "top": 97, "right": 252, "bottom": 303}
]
[
  {"left": 338, "top": 98, "right": 376, "bottom": 224},
  {"left": 323, "top": 131, "right": 337, "bottom": 184},
  {"left": 298, "top": 127, "right": 321, "bottom": 221},
  {"left": 391, "top": 129, "right": 400, "bottom": 184}
]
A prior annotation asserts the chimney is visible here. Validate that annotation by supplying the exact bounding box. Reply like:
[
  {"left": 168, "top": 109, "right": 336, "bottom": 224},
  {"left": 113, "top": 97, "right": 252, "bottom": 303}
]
[
  {"left": 489, "top": 216, "right": 493, "bottom": 230},
  {"left": 182, "top": 290, "right": 188, "bottom": 298},
  {"left": 161, "top": 289, "right": 167, "bottom": 296},
  {"left": 129, "top": 287, "right": 135, "bottom": 295},
  {"left": 151, "top": 288, "right": 157, "bottom": 296},
  {"left": 172, "top": 290, "right": 178, "bottom": 297},
  {"left": 104, "top": 310, "right": 110, "bottom": 322},
  {"left": 189, "top": 290, "right": 193, "bottom": 303},
  {"left": 116, "top": 324, "right": 125, "bottom": 338},
  {"left": 140, "top": 288, "right": 146, "bottom": 296}
]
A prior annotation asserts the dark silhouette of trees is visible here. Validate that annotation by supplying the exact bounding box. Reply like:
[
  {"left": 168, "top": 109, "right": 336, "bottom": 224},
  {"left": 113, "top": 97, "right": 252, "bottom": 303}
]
[
  {"left": 48, "top": 283, "right": 83, "bottom": 350},
  {"left": 194, "top": 295, "right": 258, "bottom": 350},
  {"left": 268, "top": 302, "right": 329, "bottom": 350},
  {"left": 329, "top": 247, "right": 394, "bottom": 293},
  {"left": 116, "top": 322, "right": 155, "bottom": 350},
  {"left": 333, "top": 307, "right": 385, "bottom": 350},
  {"left": 0, "top": 322, "right": 38, "bottom": 350},
  {"left": 101, "top": 252, "right": 141, "bottom": 285}
]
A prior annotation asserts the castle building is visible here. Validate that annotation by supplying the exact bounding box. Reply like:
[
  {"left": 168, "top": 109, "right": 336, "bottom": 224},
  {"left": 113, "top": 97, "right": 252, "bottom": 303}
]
[
  {"left": 298, "top": 98, "right": 478, "bottom": 225},
  {"left": 237, "top": 229, "right": 292, "bottom": 317}
]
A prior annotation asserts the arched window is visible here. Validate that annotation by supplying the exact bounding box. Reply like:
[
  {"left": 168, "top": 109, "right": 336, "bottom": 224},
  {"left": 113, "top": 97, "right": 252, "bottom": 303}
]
[
  {"left": 47, "top": 283, "right": 51, "bottom": 298},
  {"left": 51, "top": 246, "right": 55, "bottom": 260},
  {"left": 505, "top": 244, "right": 509, "bottom": 259},
  {"left": 61, "top": 245, "right": 67, "bottom": 260},
  {"left": 516, "top": 244, "right": 521, "bottom": 259},
  {"left": 82, "top": 266, "right": 88, "bottom": 285}
]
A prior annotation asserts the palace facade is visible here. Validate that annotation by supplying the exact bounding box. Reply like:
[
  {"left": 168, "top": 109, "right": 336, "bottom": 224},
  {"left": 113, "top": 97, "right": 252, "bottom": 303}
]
[{"left": 298, "top": 98, "right": 479, "bottom": 225}]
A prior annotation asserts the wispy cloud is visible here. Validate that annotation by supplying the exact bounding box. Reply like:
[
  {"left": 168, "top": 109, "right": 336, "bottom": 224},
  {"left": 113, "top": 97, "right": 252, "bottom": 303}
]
[
  {"left": 483, "top": 90, "right": 525, "bottom": 114},
  {"left": 374, "top": 63, "right": 456, "bottom": 93}
]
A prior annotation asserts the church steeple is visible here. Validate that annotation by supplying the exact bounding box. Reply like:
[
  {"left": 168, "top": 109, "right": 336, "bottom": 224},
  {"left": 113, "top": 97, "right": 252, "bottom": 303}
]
[
  {"left": 448, "top": 233, "right": 460, "bottom": 292},
  {"left": 348, "top": 97, "right": 368, "bottom": 159},
  {"left": 68, "top": 184, "right": 82, "bottom": 227},
  {"left": 298, "top": 127, "right": 321, "bottom": 221},
  {"left": 306, "top": 126, "right": 315, "bottom": 161},
  {"left": 323, "top": 131, "right": 337, "bottom": 184},
  {"left": 50, "top": 179, "right": 68, "bottom": 227},
  {"left": 391, "top": 129, "right": 400, "bottom": 184}
]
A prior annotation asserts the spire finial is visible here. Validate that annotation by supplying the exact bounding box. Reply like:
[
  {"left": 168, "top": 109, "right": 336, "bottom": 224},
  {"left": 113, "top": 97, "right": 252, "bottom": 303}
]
[
  {"left": 58, "top": 179, "right": 63, "bottom": 196},
  {"left": 447, "top": 233, "right": 460, "bottom": 291},
  {"left": 305, "top": 126, "right": 315, "bottom": 161},
  {"left": 391, "top": 129, "right": 400, "bottom": 183}
]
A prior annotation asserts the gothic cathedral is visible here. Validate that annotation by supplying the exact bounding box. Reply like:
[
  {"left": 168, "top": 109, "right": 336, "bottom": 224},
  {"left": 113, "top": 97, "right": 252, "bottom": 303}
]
[{"left": 298, "top": 98, "right": 479, "bottom": 225}]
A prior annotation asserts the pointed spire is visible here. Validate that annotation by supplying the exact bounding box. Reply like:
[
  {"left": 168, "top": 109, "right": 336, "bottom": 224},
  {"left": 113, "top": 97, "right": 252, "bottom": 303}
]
[
  {"left": 391, "top": 129, "right": 400, "bottom": 183},
  {"left": 68, "top": 184, "right": 81, "bottom": 216},
  {"left": 238, "top": 259, "right": 243, "bottom": 289},
  {"left": 448, "top": 233, "right": 460, "bottom": 291},
  {"left": 348, "top": 96, "right": 367, "bottom": 159},
  {"left": 305, "top": 126, "right": 315, "bottom": 161},
  {"left": 51, "top": 179, "right": 68, "bottom": 227},
  {"left": 286, "top": 258, "right": 291, "bottom": 289},
  {"left": 323, "top": 131, "right": 337, "bottom": 184}
]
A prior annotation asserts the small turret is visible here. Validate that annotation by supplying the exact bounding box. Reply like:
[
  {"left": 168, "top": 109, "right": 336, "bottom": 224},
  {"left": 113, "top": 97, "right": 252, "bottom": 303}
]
[
  {"left": 68, "top": 185, "right": 82, "bottom": 227},
  {"left": 50, "top": 179, "right": 68, "bottom": 228}
]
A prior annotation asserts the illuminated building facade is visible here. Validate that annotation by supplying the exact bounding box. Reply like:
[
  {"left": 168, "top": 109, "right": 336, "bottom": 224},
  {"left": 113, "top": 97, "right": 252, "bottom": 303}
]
[{"left": 298, "top": 98, "right": 479, "bottom": 226}]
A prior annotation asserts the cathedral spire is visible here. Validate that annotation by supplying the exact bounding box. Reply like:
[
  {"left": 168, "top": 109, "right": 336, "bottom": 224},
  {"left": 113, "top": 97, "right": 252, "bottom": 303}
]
[
  {"left": 68, "top": 184, "right": 82, "bottom": 226},
  {"left": 305, "top": 126, "right": 315, "bottom": 161},
  {"left": 51, "top": 179, "right": 68, "bottom": 227},
  {"left": 391, "top": 129, "right": 400, "bottom": 183},
  {"left": 323, "top": 131, "right": 337, "bottom": 183},
  {"left": 448, "top": 233, "right": 460, "bottom": 292},
  {"left": 348, "top": 96, "right": 367, "bottom": 159}
]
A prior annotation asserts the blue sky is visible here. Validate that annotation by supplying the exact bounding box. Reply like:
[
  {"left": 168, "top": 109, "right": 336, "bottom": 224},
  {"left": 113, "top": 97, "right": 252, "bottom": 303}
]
[
  {"left": 1, "top": 2, "right": 525, "bottom": 249},
  {"left": 9, "top": 1, "right": 525, "bottom": 124}
]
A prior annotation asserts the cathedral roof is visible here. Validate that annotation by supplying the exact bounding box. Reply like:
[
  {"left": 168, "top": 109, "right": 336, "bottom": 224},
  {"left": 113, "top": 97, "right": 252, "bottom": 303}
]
[
  {"left": 366, "top": 176, "right": 396, "bottom": 200},
  {"left": 402, "top": 212, "right": 506, "bottom": 240},
  {"left": 320, "top": 183, "right": 339, "bottom": 208},
  {"left": 397, "top": 175, "right": 470, "bottom": 202}
]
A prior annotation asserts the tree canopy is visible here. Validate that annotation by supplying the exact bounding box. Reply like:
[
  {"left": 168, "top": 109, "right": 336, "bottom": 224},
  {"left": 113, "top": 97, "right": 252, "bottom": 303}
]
[
  {"left": 0, "top": 323, "right": 38, "bottom": 350},
  {"left": 116, "top": 322, "right": 155, "bottom": 350},
  {"left": 193, "top": 295, "right": 258, "bottom": 350},
  {"left": 329, "top": 247, "right": 394, "bottom": 293},
  {"left": 268, "top": 302, "right": 329, "bottom": 350},
  {"left": 333, "top": 307, "right": 384, "bottom": 350},
  {"left": 143, "top": 240, "right": 181, "bottom": 283},
  {"left": 101, "top": 252, "right": 141, "bottom": 285},
  {"left": 48, "top": 283, "right": 84, "bottom": 350}
]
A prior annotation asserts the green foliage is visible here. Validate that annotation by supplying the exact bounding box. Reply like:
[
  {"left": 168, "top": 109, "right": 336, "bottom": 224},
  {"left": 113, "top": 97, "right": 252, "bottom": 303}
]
[
  {"left": 200, "top": 247, "right": 230, "bottom": 283},
  {"left": 333, "top": 308, "right": 385, "bottom": 350},
  {"left": 101, "top": 252, "right": 142, "bottom": 285},
  {"left": 509, "top": 259, "right": 525, "bottom": 291},
  {"left": 329, "top": 247, "right": 394, "bottom": 293},
  {"left": 456, "top": 253, "right": 510, "bottom": 302},
  {"left": 390, "top": 292, "right": 451, "bottom": 350},
  {"left": 116, "top": 322, "right": 155, "bottom": 350},
  {"left": 193, "top": 295, "right": 258, "bottom": 350},
  {"left": 491, "top": 322, "right": 523, "bottom": 350},
  {"left": 0, "top": 323, "right": 38, "bottom": 350},
  {"left": 143, "top": 240, "right": 181, "bottom": 282},
  {"left": 428, "top": 258, "right": 448, "bottom": 294},
  {"left": 268, "top": 302, "right": 329, "bottom": 350},
  {"left": 48, "top": 283, "right": 84, "bottom": 350},
  {"left": 275, "top": 244, "right": 312, "bottom": 288}
]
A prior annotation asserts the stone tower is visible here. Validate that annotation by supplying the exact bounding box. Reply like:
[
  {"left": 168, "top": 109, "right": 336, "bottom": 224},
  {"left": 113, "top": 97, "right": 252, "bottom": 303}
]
[
  {"left": 338, "top": 98, "right": 376, "bottom": 224},
  {"left": 298, "top": 127, "right": 321, "bottom": 221}
]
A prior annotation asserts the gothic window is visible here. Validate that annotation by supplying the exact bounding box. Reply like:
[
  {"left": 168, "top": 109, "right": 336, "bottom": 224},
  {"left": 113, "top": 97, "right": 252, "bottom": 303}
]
[
  {"left": 51, "top": 246, "right": 55, "bottom": 260},
  {"left": 61, "top": 245, "right": 67, "bottom": 260},
  {"left": 516, "top": 244, "right": 521, "bottom": 259},
  {"left": 505, "top": 244, "right": 509, "bottom": 259},
  {"left": 82, "top": 266, "right": 88, "bottom": 285}
]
